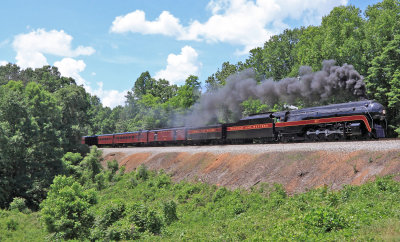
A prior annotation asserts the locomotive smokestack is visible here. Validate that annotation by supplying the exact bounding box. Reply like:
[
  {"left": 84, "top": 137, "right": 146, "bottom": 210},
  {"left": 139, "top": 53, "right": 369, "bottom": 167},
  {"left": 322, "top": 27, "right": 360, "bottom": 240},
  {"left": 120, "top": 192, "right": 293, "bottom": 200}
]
[{"left": 184, "top": 60, "right": 366, "bottom": 127}]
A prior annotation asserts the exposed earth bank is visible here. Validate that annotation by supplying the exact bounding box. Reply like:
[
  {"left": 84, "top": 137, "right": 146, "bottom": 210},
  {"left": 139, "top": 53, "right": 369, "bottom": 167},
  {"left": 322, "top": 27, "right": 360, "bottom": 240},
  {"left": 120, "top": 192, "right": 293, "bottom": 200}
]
[{"left": 101, "top": 140, "right": 400, "bottom": 194}]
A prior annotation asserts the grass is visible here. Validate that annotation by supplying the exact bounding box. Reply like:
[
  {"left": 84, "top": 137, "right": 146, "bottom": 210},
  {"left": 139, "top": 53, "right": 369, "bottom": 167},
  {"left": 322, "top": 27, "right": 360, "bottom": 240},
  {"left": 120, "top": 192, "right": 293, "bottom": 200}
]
[{"left": 0, "top": 210, "right": 46, "bottom": 241}]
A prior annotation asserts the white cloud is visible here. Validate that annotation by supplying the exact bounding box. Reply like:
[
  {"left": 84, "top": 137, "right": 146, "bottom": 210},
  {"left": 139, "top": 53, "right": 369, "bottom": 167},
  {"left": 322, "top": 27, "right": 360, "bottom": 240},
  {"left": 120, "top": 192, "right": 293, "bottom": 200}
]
[
  {"left": 13, "top": 29, "right": 95, "bottom": 68},
  {"left": 92, "top": 82, "right": 128, "bottom": 108},
  {"left": 54, "top": 58, "right": 87, "bottom": 86},
  {"left": 111, "top": 0, "right": 348, "bottom": 53},
  {"left": 154, "top": 46, "right": 201, "bottom": 84},
  {"left": 54, "top": 57, "right": 127, "bottom": 108},
  {"left": 0, "top": 61, "right": 8, "bottom": 66},
  {"left": 110, "top": 10, "right": 183, "bottom": 36}
]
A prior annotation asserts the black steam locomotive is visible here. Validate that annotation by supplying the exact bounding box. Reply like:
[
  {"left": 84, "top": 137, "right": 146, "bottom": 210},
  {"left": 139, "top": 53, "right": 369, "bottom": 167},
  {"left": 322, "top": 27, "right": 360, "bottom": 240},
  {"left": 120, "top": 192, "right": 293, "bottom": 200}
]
[{"left": 82, "top": 100, "right": 387, "bottom": 147}]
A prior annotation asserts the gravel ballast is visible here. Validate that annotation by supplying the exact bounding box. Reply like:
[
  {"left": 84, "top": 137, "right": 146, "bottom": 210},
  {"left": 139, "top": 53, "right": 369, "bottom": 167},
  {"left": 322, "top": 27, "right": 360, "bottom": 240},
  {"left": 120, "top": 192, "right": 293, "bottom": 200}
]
[{"left": 101, "top": 139, "right": 400, "bottom": 156}]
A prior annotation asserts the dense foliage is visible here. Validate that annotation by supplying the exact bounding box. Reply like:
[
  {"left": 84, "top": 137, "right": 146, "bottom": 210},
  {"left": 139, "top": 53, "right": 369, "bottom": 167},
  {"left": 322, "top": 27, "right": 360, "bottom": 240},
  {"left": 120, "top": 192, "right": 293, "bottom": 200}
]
[
  {"left": 1, "top": 147, "right": 400, "bottom": 241},
  {"left": 0, "top": 66, "right": 93, "bottom": 209}
]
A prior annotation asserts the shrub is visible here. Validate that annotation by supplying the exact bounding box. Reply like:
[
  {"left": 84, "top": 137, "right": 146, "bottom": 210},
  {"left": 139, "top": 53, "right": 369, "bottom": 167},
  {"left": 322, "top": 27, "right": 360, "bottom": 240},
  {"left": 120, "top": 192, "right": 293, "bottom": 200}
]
[
  {"left": 106, "top": 220, "right": 138, "bottom": 241},
  {"left": 163, "top": 200, "right": 178, "bottom": 225},
  {"left": 213, "top": 187, "right": 229, "bottom": 202},
  {"left": 146, "top": 210, "right": 163, "bottom": 234},
  {"left": 127, "top": 204, "right": 148, "bottom": 233},
  {"left": 94, "top": 173, "right": 106, "bottom": 190},
  {"left": 129, "top": 177, "right": 138, "bottom": 188},
  {"left": 177, "top": 184, "right": 202, "bottom": 203},
  {"left": 98, "top": 201, "right": 126, "bottom": 228},
  {"left": 127, "top": 203, "right": 163, "bottom": 234},
  {"left": 136, "top": 165, "right": 149, "bottom": 181},
  {"left": 61, "top": 152, "right": 83, "bottom": 178},
  {"left": 119, "top": 165, "right": 126, "bottom": 175},
  {"left": 155, "top": 172, "right": 171, "bottom": 188},
  {"left": 9, "top": 197, "right": 28, "bottom": 213},
  {"left": 79, "top": 146, "right": 103, "bottom": 185},
  {"left": 107, "top": 160, "right": 119, "bottom": 175},
  {"left": 6, "top": 218, "right": 18, "bottom": 231},
  {"left": 303, "top": 206, "right": 348, "bottom": 233},
  {"left": 40, "top": 175, "right": 97, "bottom": 240}
]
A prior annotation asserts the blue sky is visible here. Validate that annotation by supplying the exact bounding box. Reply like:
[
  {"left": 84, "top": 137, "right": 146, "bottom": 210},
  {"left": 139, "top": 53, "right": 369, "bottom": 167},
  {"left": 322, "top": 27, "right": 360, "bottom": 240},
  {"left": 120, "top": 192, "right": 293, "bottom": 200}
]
[{"left": 0, "top": 0, "right": 380, "bottom": 107}]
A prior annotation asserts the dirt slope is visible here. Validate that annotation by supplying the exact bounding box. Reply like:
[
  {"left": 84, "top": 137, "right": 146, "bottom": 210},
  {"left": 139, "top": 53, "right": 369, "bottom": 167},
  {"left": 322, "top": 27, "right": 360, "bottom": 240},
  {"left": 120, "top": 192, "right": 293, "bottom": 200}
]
[{"left": 101, "top": 143, "right": 400, "bottom": 194}]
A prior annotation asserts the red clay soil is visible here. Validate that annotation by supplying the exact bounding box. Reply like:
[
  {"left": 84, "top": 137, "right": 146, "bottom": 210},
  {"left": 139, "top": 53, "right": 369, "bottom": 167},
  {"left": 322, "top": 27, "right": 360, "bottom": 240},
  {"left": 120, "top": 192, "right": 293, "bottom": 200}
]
[{"left": 102, "top": 150, "right": 400, "bottom": 194}]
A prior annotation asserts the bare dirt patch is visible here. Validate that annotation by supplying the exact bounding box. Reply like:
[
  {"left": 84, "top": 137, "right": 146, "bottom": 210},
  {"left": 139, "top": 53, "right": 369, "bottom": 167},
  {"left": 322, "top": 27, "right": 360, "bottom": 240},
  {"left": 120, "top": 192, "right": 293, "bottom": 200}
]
[{"left": 101, "top": 144, "right": 400, "bottom": 194}]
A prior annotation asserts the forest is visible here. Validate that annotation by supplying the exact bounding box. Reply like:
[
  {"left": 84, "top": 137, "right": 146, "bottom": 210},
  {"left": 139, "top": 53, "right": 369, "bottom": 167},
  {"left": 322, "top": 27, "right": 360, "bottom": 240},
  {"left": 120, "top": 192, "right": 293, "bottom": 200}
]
[{"left": 1, "top": 0, "right": 400, "bottom": 240}]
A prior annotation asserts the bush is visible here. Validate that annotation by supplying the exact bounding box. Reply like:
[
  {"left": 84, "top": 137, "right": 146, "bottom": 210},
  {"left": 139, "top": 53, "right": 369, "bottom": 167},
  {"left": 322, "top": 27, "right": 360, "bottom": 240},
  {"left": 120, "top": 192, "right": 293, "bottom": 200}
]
[
  {"left": 79, "top": 146, "right": 103, "bottom": 186},
  {"left": 94, "top": 172, "right": 106, "bottom": 190},
  {"left": 136, "top": 165, "right": 149, "bottom": 181},
  {"left": 127, "top": 203, "right": 163, "bottom": 234},
  {"left": 163, "top": 200, "right": 178, "bottom": 225},
  {"left": 62, "top": 152, "right": 83, "bottom": 178},
  {"left": 213, "top": 187, "right": 228, "bottom": 202},
  {"left": 129, "top": 177, "right": 138, "bottom": 188},
  {"left": 155, "top": 172, "right": 171, "bottom": 188},
  {"left": 177, "top": 184, "right": 202, "bottom": 203},
  {"left": 127, "top": 204, "right": 148, "bottom": 233},
  {"left": 107, "top": 160, "right": 119, "bottom": 174},
  {"left": 98, "top": 201, "right": 126, "bottom": 228},
  {"left": 6, "top": 218, "right": 18, "bottom": 231},
  {"left": 9, "top": 197, "right": 28, "bottom": 213},
  {"left": 106, "top": 220, "right": 138, "bottom": 241},
  {"left": 40, "top": 175, "right": 97, "bottom": 240},
  {"left": 303, "top": 206, "right": 348, "bottom": 233}
]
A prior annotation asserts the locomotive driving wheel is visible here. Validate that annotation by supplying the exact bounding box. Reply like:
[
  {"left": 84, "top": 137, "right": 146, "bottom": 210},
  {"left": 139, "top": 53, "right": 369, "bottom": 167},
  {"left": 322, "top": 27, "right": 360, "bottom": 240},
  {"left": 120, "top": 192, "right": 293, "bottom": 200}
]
[{"left": 306, "top": 128, "right": 318, "bottom": 141}]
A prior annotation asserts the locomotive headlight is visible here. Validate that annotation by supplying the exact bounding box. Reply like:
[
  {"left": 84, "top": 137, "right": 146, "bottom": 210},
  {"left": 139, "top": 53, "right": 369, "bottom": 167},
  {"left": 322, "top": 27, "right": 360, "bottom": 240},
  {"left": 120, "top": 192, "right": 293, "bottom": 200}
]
[{"left": 382, "top": 109, "right": 386, "bottom": 115}]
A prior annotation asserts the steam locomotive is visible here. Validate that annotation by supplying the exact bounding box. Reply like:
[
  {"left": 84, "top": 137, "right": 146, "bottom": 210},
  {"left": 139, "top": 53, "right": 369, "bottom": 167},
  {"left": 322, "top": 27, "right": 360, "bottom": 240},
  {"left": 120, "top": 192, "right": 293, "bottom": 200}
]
[{"left": 82, "top": 100, "right": 387, "bottom": 147}]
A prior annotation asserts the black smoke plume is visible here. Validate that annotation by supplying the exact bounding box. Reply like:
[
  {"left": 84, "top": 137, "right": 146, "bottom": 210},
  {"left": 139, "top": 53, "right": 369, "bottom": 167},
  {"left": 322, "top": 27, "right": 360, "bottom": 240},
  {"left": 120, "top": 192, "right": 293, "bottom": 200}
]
[{"left": 183, "top": 60, "right": 366, "bottom": 127}]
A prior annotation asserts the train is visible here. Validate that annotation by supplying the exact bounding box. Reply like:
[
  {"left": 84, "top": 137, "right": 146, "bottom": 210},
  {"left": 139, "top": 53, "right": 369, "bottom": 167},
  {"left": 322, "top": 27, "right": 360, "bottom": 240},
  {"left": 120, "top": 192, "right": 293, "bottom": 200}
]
[{"left": 82, "top": 100, "right": 387, "bottom": 147}]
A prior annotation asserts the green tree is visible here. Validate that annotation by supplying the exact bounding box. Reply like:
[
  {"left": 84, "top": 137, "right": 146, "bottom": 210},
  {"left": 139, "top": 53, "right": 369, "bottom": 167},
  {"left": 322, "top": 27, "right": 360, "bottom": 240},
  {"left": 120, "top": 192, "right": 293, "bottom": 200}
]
[
  {"left": 151, "top": 78, "right": 178, "bottom": 103},
  {"left": 364, "top": 0, "right": 400, "bottom": 135},
  {"left": 169, "top": 75, "right": 201, "bottom": 109},
  {"left": 129, "top": 71, "right": 155, "bottom": 100},
  {"left": 262, "top": 28, "right": 302, "bottom": 80},
  {"left": 295, "top": 26, "right": 324, "bottom": 71},
  {"left": 367, "top": 34, "right": 400, "bottom": 134},
  {"left": 55, "top": 85, "right": 91, "bottom": 152},
  {"left": 0, "top": 63, "right": 23, "bottom": 86},
  {"left": 23, "top": 82, "right": 64, "bottom": 205},
  {"left": 79, "top": 146, "right": 103, "bottom": 186},
  {"left": 32, "top": 66, "right": 76, "bottom": 92},
  {"left": 0, "top": 84, "right": 31, "bottom": 208},
  {"left": 62, "top": 152, "right": 83, "bottom": 178},
  {"left": 320, "top": 5, "right": 366, "bottom": 73},
  {"left": 241, "top": 98, "right": 269, "bottom": 116},
  {"left": 206, "top": 62, "right": 240, "bottom": 91},
  {"left": 40, "top": 175, "right": 97, "bottom": 240}
]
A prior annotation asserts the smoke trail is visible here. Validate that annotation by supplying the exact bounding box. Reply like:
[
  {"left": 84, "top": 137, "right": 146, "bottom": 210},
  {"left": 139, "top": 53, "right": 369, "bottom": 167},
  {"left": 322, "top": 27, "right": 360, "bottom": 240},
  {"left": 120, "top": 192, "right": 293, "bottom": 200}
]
[{"left": 184, "top": 60, "right": 366, "bottom": 127}]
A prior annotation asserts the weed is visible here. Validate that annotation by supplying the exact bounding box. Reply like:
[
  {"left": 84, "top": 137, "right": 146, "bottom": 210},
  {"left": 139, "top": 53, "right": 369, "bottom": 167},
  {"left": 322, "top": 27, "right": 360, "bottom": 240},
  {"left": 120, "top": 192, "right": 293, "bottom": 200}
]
[{"left": 353, "top": 164, "right": 359, "bottom": 174}]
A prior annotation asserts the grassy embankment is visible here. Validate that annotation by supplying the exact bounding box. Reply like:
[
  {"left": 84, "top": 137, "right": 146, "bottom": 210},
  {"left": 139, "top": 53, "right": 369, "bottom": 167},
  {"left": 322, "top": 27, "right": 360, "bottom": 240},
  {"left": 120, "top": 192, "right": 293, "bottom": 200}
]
[{"left": 1, "top": 166, "right": 400, "bottom": 241}]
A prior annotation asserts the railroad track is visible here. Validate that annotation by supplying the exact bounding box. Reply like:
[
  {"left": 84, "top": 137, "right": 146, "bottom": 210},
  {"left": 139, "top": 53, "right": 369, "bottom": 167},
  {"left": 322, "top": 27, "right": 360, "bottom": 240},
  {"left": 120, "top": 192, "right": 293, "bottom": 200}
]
[{"left": 100, "top": 138, "right": 400, "bottom": 155}]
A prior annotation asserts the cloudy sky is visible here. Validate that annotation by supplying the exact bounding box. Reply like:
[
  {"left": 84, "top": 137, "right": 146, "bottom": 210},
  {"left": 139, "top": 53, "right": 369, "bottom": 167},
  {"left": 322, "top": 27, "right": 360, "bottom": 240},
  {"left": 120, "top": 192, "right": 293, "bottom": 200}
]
[{"left": 0, "top": 0, "right": 379, "bottom": 107}]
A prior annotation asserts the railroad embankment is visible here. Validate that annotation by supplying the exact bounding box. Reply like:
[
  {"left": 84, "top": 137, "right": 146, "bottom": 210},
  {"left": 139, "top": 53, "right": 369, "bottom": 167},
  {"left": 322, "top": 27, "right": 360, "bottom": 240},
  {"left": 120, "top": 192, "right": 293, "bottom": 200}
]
[{"left": 101, "top": 140, "right": 400, "bottom": 193}]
